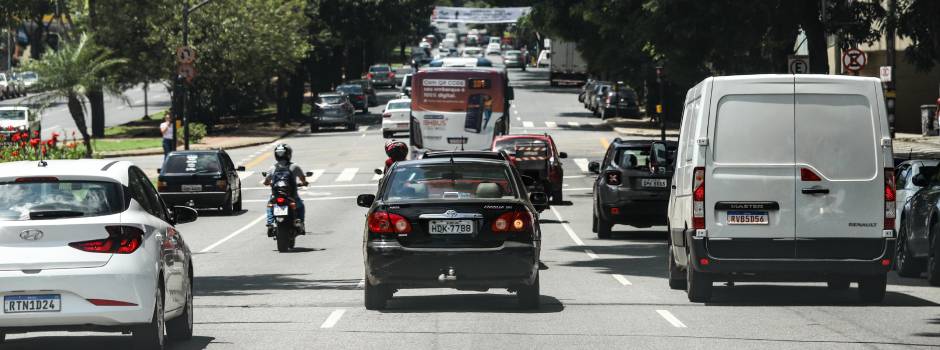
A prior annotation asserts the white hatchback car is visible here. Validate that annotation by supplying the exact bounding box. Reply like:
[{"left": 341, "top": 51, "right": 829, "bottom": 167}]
[
  {"left": 485, "top": 43, "right": 501, "bottom": 56},
  {"left": 0, "top": 160, "right": 198, "bottom": 349},
  {"left": 382, "top": 98, "right": 411, "bottom": 139}
]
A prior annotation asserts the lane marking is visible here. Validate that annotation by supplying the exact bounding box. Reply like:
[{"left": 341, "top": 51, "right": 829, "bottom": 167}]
[
  {"left": 550, "top": 207, "right": 584, "bottom": 246},
  {"left": 545, "top": 121, "right": 557, "bottom": 128},
  {"left": 516, "top": 117, "right": 521, "bottom": 121},
  {"left": 600, "top": 138, "right": 610, "bottom": 150},
  {"left": 574, "top": 158, "right": 590, "bottom": 173},
  {"left": 562, "top": 187, "right": 593, "bottom": 192},
  {"left": 584, "top": 249, "right": 599, "bottom": 259},
  {"left": 358, "top": 126, "right": 369, "bottom": 133},
  {"left": 563, "top": 175, "right": 583, "bottom": 179},
  {"left": 320, "top": 309, "right": 346, "bottom": 329},
  {"left": 238, "top": 171, "right": 255, "bottom": 181},
  {"left": 243, "top": 195, "right": 357, "bottom": 203},
  {"left": 568, "top": 121, "right": 580, "bottom": 127},
  {"left": 612, "top": 274, "right": 632, "bottom": 286},
  {"left": 336, "top": 168, "right": 358, "bottom": 182},
  {"left": 308, "top": 169, "right": 324, "bottom": 183},
  {"left": 356, "top": 279, "right": 365, "bottom": 289},
  {"left": 199, "top": 214, "right": 266, "bottom": 253},
  {"left": 371, "top": 173, "right": 383, "bottom": 181},
  {"left": 522, "top": 121, "right": 534, "bottom": 128},
  {"left": 656, "top": 310, "right": 687, "bottom": 328}
]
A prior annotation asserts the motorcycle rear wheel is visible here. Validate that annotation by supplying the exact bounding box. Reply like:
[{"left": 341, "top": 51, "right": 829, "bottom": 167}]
[{"left": 276, "top": 223, "right": 291, "bottom": 252}]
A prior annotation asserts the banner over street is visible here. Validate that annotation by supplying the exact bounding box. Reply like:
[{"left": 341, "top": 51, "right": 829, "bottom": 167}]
[{"left": 431, "top": 6, "right": 531, "bottom": 23}]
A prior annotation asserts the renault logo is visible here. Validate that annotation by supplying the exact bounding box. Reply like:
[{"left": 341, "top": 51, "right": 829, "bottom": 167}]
[
  {"left": 19, "top": 229, "right": 44, "bottom": 241},
  {"left": 444, "top": 210, "right": 458, "bottom": 218}
]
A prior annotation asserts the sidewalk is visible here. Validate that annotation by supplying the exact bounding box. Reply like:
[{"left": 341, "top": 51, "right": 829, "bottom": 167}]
[
  {"left": 605, "top": 117, "right": 680, "bottom": 138},
  {"left": 98, "top": 125, "right": 304, "bottom": 158},
  {"left": 894, "top": 132, "right": 940, "bottom": 159}
]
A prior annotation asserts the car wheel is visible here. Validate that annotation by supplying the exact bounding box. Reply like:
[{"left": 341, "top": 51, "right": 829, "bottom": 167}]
[
  {"left": 597, "top": 215, "right": 612, "bottom": 239},
  {"left": 276, "top": 223, "right": 291, "bottom": 252},
  {"left": 234, "top": 191, "right": 243, "bottom": 212},
  {"left": 364, "top": 278, "right": 387, "bottom": 310},
  {"left": 928, "top": 226, "right": 940, "bottom": 286},
  {"left": 347, "top": 122, "right": 357, "bottom": 131},
  {"left": 826, "top": 280, "right": 851, "bottom": 290},
  {"left": 517, "top": 273, "right": 540, "bottom": 309},
  {"left": 133, "top": 285, "right": 166, "bottom": 350},
  {"left": 858, "top": 274, "right": 887, "bottom": 303},
  {"left": 221, "top": 193, "right": 234, "bottom": 216},
  {"left": 592, "top": 212, "right": 598, "bottom": 233},
  {"left": 551, "top": 188, "right": 563, "bottom": 204},
  {"left": 383, "top": 131, "right": 392, "bottom": 139},
  {"left": 667, "top": 244, "right": 687, "bottom": 290},
  {"left": 310, "top": 123, "right": 319, "bottom": 133},
  {"left": 686, "top": 251, "right": 712, "bottom": 302},
  {"left": 896, "top": 224, "right": 926, "bottom": 277},
  {"left": 166, "top": 274, "right": 193, "bottom": 341}
]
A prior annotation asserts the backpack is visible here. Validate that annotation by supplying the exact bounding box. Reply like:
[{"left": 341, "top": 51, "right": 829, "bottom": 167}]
[{"left": 270, "top": 163, "right": 297, "bottom": 196}]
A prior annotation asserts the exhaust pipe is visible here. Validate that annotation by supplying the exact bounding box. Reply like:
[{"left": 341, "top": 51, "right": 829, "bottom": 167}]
[{"left": 438, "top": 267, "right": 457, "bottom": 282}]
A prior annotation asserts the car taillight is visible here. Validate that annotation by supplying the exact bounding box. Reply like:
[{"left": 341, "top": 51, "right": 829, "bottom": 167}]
[
  {"left": 389, "top": 72, "right": 395, "bottom": 78},
  {"left": 368, "top": 211, "right": 411, "bottom": 234},
  {"left": 276, "top": 197, "right": 286, "bottom": 205},
  {"left": 216, "top": 179, "right": 227, "bottom": 191},
  {"left": 492, "top": 211, "right": 531, "bottom": 232},
  {"left": 157, "top": 180, "right": 167, "bottom": 192},
  {"left": 367, "top": 73, "right": 373, "bottom": 79},
  {"left": 356, "top": 95, "right": 364, "bottom": 100},
  {"left": 885, "top": 168, "right": 895, "bottom": 230},
  {"left": 87, "top": 299, "right": 138, "bottom": 306},
  {"left": 69, "top": 226, "right": 144, "bottom": 254},
  {"left": 383, "top": 112, "right": 392, "bottom": 118},
  {"left": 604, "top": 170, "right": 622, "bottom": 186},
  {"left": 692, "top": 167, "right": 705, "bottom": 229}
]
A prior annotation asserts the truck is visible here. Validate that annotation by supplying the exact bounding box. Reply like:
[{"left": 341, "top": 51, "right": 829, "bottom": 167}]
[{"left": 548, "top": 39, "right": 587, "bottom": 87}]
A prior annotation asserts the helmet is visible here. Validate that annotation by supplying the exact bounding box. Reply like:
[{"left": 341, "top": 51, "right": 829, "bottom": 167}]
[
  {"left": 274, "top": 144, "right": 292, "bottom": 163},
  {"left": 385, "top": 140, "right": 408, "bottom": 162}
]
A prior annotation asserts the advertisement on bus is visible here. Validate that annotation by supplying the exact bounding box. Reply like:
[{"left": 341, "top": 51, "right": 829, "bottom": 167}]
[{"left": 410, "top": 69, "right": 508, "bottom": 151}]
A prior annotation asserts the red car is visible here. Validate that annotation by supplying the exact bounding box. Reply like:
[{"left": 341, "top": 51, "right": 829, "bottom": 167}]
[{"left": 492, "top": 134, "right": 568, "bottom": 203}]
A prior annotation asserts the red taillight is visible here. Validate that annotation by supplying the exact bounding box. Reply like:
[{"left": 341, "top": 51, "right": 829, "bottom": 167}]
[
  {"left": 604, "top": 170, "right": 622, "bottom": 186},
  {"left": 699, "top": 257, "right": 710, "bottom": 266},
  {"left": 356, "top": 95, "right": 364, "bottom": 100},
  {"left": 157, "top": 181, "right": 167, "bottom": 192},
  {"left": 885, "top": 168, "right": 896, "bottom": 230},
  {"left": 801, "top": 168, "right": 822, "bottom": 181},
  {"left": 15, "top": 177, "right": 58, "bottom": 183},
  {"left": 87, "top": 299, "right": 138, "bottom": 307},
  {"left": 382, "top": 112, "right": 392, "bottom": 118},
  {"left": 881, "top": 258, "right": 892, "bottom": 267},
  {"left": 367, "top": 73, "right": 373, "bottom": 79},
  {"left": 610, "top": 207, "right": 620, "bottom": 215},
  {"left": 276, "top": 197, "right": 286, "bottom": 205},
  {"left": 69, "top": 226, "right": 144, "bottom": 254},
  {"left": 389, "top": 72, "right": 396, "bottom": 78},
  {"left": 692, "top": 167, "right": 705, "bottom": 229},
  {"left": 492, "top": 211, "right": 531, "bottom": 232},
  {"left": 368, "top": 211, "right": 411, "bottom": 234},
  {"left": 216, "top": 179, "right": 227, "bottom": 191}
]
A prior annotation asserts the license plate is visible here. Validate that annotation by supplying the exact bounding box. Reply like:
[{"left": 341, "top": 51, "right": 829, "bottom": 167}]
[
  {"left": 727, "top": 211, "right": 769, "bottom": 225},
  {"left": 181, "top": 184, "right": 201, "bottom": 192},
  {"left": 4, "top": 294, "right": 61, "bottom": 313},
  {"left": 273, "top": 205, "right": 289, "bottom": 216},
  {"left": 640, "top": 178, "right": 668, "bottom": 188},
  {"left": 429, "top": 220, "right": 474, "bottom": 234}
]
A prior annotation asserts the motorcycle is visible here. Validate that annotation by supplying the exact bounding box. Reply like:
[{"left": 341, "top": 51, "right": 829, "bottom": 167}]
[{"left": 262, "top": 171, "right": 311, "bottom": 252}]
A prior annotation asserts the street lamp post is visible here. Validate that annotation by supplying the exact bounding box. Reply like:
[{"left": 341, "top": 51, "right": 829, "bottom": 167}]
[{"left": 175, "top": 0, "right": 212, "bottom": 150}]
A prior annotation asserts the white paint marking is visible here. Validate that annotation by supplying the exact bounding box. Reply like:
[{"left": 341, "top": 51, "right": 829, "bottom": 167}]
[
  {"left": 335, "top": 168, "right": 358, "bottom": 182},
  {"left": 545, "top": 121, "right": 557, "bottom": 128},
  {"left": 133, "top": 99, "right": 145, "bottom": 104},
  {"left": 584, "top": 249, "right": 599, "bottom": 259},
  {"left": 513, "top": 109, "right": 519, "bottom": 115},
  {"left": 199, "top": 214, "right": 266, "bottom": 253},
  {"left": 568, "top": 121, "right": 580, "bottom": 127},
  {"left": 242, "top": 195, "right": 357, "bottom": 203},
  {"left": 612, "top": 274, "right": 632, "bottom": 286},
  {"left": 515, "top": 117, "right": 521, "bottom": 121},
  {"left": 307, "top": 169, "right": 324, "bottom": 183},
  {"left": 522, "top": 121, "right": 534, "bottom": 128},
  {"left": 356, "top": 279, "right": 365, "bottom": 289},
  {"left": 238, "top": 171, "right": 255, "bottom": 181},
  {"left": 320, "top": 309, "right": 346, "bottom": 329},
  {"left": 358, "top": 125, "right": 369, "bottom": 133},
  {"left": 574, "top": 158, "right": 590, "bottom": 173},
  {"left": 550, "top": 207, "right": 584, "bottom": 246},
  {"left": 656, "top": 310, "right": 687, "bottom": 328},
  {"left": 372, "top": 173, "right": 383, "bottom": 181},
  {"left": 562, "top": 175, "right": 583, "bottom": 179}
]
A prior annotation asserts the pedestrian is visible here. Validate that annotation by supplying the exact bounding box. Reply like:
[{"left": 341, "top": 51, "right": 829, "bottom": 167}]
[{"left": 160, "top": 113, "right": 174, "bottom": 158}]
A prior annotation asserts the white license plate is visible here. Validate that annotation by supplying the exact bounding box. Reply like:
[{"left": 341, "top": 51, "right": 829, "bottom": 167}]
[
  {"left": 640, "top": 178, "right": 668, "bottom": 188},
  {"left": 429, "top": 220, "right": 474, "bottom": 234},
  {"left": 181, "top": 184, "right": 202, "bottom": 192},
  {"left": 4, "top": 294, "right": 61, "bottom": 313},
  {"left": 273, "top": 205, "right": 289, "bottom": 216},
  {"left": 727, "top": 211, "right": 769, "bottom": 225}
]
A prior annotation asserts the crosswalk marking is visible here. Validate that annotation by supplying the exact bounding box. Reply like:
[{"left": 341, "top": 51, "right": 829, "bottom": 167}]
[
  {"left": 574, "top": 158, "right": 590, "bottom": 173},
  {"left": 568, "top": 121, "right": 580, "bottom": 127},
  {"left": 371, "top": 172, "right": 383, "bottom": 181},
  {"left": 545, "top": 121, "right": 557, "bottom": 128},
  {"left": 522, "top": 121, "right": 534, "bottom": 128},
  {"left": 336, "top": 168, "right": 358, "bottom": 182},
  {"left": 307, "top": 169, "right": 324, "bottom": 184}
]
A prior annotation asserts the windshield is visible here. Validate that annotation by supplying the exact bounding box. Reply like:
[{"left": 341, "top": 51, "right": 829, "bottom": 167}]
[
  {"left": 384, "top": 163, "right": 517, "bottom": 201},
  {"left": 21, "top": 72, "right": 37, "bottom": 79},
  {"left": 0, "top": 181, "right": 123, "bottom": 221},
  {"left": 163, "top": 153, "right": 222, "bottom": 174},
  {"left": 387, "top": 102, "right": 410, "bottom": 110},
  {"left": 0, "top": 110, "right": 26, "bottom": 121},
  {"left": 320, "top": 95, "right": 344, "bottom": 104},
  {"left": 337, "top": 85, "right": 362, "bottom": 94},
  {"left": 504, "top": 51, "right": 520, "bottom": 56}
]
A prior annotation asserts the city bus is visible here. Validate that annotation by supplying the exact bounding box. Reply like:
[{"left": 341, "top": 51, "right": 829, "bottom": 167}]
[{"left": 409, "top": 67, "right": 513, "bottom": 152}]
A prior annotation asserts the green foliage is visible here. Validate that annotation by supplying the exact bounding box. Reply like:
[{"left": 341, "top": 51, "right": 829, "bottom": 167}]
[
  {"left": 177, "top": 122, "right": 207, "bottom": 144},
  {"left": 0, "top": 131, "right": 85, "bottom": 163},
  {"left": 897, "top": 0, "right": 940, "bottom": 70}
]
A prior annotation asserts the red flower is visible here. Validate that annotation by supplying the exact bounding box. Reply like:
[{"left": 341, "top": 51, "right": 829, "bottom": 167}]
[
  {"left": 29, "top": 138, "right": 40, "bottom": 147},
  {"left": 51, "top": 132, "right": 60, "bottom": 140},
  {"left": 5, "top": 126, "right": 13, "bottom": 131},
  {"left": 11, "top": 151, "right": 18, "bottom": 157},
  {"left": 33, "top": 130, "right": 39, "bottom": 137},
  {"left": 18, "top": 142, "right": 25, "bottom": 148},
  {"left": 41, "top": 145, "right": 47, "bottom": 155},
  {"left": 46, "top": 139, "right": 55, "bottom": 147},
  {"left": 11, "top": 134, "right": 19, "bottom": 142},
  {"left": 67, "top": 142, "right": 77, "bottom": 149}
]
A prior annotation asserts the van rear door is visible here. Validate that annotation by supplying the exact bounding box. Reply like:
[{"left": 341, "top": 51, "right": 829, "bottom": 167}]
[
  {"left": 794, "top": 76, "right": 886, "bottom": 259},
  {"left": 706, "top": 76, "right": 796, "bottom": 259}
]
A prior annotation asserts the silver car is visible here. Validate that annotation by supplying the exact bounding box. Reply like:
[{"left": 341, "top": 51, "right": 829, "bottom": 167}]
[
  {"left": 311, "top": 93, "right": 356, "bottom": 132},
  {"left": 367, "top": 65, "right": 395, "bottom": 88}
]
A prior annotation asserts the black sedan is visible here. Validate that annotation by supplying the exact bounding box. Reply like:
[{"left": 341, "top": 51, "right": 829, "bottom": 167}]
[
  {"left": 356, "top": 157, "right": 547, "bottom": 310},
  {"left": 158, "top": 150, "right": 244, "bottom": 215},
  {"left": 336, "top": 84, "right": 369, "bottom": 113}
]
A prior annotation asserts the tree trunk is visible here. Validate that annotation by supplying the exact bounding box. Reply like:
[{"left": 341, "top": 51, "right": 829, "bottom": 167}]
[
  {"left": 67, "top": 94, "right": 93, "bottom": 158},
  {"left": 87, "top": 89, "right": 105, "bottom": 138},
  {"left": 287, "top": 65, "right": 305, "bottom": 120},
  {"left": 800, "top": 1, "right": 830, "bottom": 74},
  {"left": 275, "top": 74, "right": 288, "bottom": 125}
]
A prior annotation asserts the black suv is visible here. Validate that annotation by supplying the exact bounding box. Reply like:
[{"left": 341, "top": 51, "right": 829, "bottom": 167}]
[
  {"left": 158, "top": 150, "right": 245, "bottom": 215},
  {"left": 589, "top": 139, "right": 676, "bottom": 238}
]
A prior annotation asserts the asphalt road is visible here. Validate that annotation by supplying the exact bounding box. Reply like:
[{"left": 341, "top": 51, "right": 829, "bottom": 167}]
[{"left": 5, "top": 65, "right": 940, "bottom": 349}]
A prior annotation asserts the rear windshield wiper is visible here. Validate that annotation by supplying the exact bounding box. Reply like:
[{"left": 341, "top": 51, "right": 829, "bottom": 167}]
[{"left": 29, "top": 210, "right": 85, "bottom": 220}]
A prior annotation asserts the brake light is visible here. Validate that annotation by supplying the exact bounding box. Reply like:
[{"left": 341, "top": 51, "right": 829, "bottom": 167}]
[
  {"left": 368, "top": 211, "right": 411, "bottom": 234},
  {"left": 383, "top": 112, "right": 392, "bottom": 118},
  {"left": 15, "top": 177, "right": 58, "bottom": 183},
  {"left": 276, "top": 197, "right": 286, "bottom": 205},
  {"left": 692, "top": 167, "right": 705, "bottom": 229},
  {"left": 157, "top": 180, "right": 167, "bottom": 192},
  {"left": 69, "top": 226, "right": 144, "bottom": 254},
  {"left": 367, "top": 73, "right": 373, "bottom": 79},
  {"left": 389, "top": 72, "right": 395, "bottom": 78},
  {"left": 492, "top": 211, "right": 531, "bottom": 232},
  {"left": 885, "top": 168, "right": 896, "bottom": 230},
  {"left": 801, "top": 168, "right": 821, "bottom": 181},
  {"left": 604, "top": 170, "right": 622, "bottom": 186},
  {"left": 356, "top": 95, "right": 364, "bottom": 100},
  {"left": 216, "top": 179, "right": 227, "bottom": 191},
  {"left": 87, "top": 299, "right": 138, "bottom": 306}
]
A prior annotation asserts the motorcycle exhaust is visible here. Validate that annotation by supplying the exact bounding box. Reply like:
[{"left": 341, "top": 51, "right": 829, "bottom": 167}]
[{"left": 438, "top": 267, "right": 457, "bottom": 282}]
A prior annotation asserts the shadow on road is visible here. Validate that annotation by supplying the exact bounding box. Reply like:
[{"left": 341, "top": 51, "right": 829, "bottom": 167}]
[
  {"left": 0, "top": 335, "right": 215, "bottom": 350},
  {"left": 707, "top": 285, "right": 940, "bottom": 307},
  {"left": 381, "top": 293, "right": 564, "bottom": 314},
  {"left": 195, "top": 274, "right": 362, "bottom": 296}
]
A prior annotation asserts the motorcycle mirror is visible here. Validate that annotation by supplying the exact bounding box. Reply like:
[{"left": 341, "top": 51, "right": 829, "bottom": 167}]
[
  {"left": 261, "top": 172, "right": 268, "bottom": 177},
  {"left": 237, "top": 166, "right": 246, "bottom": 171},
  {"left": 305, "top": 171, "right": 313, "bottom": 176},
  {"left": 374, "top": 168, "right": 383, "bottom": 175}
]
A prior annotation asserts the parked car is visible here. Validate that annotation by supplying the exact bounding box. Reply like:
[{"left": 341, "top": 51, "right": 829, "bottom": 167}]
[
  {"left": 0, "top": 159, "right": 198, "bottom": 349},
  {"left": 346, "top": 80, "right": 378, "bottom": 107},
  {"left": 393, "top": 67, "right": 414, "bottom": 86},
  {"left": 579, "top": 79, "right": 598, "bottom": 103},
  {"left": 0, "top": 106, "right": 40, "bottom": 137},
  {"left": 158, "top": 150, "right": 245, "bottom": 215},
  {"left": 485, "top": 43, "right": 502, "bottom": 56},
  {"left": 897, "top": 163, "right": 940, "bottom": 281},
  {"left": 311, "top": 93, "right": 357, "bottom": 131},
  {"left": 336, "top": 84, "right": 369, "bottom": 113},
  {"left": 382, "top": 98, "right": 411, "bottom": 138},
  {"left": 356, "top": 157, "right": 546, "bottom": 310},
  {"left": 462, "top": 47, "right": 483, "bottom": 57},
  {"left": 492, "top": 134, "right": 567, "bottom": 203},
  {"left": 590, "top": 139, "right": 676, "bottom": 238},
  {"left": 598, "top": 85, "right": 641, "bottom": 119},
  {"left": 367, "top": 64, "right": 395, "bottom": 88},
  {"left": 895, "top": 160, "right": 939, "bottom": 233},
  {"left": 17, "top": 71, "right": 38, "bottom": 92},
  {"left": 667, "top": 75, "right": 895, "bottom": 303},
  {"left": 0, "top": 72, "right": 21, "bottom": 100},
  {"left": 586, "top": 82, "right": 611, "bottom": 112},
  {"left": 502, "top": 50, "right": 525, "bottom": 70},
  {"left": 9, "top": 73, "right": 27, "bottom": 98}
]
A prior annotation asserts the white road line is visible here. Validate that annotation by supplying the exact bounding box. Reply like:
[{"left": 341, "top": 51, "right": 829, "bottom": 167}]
[
  {"left": 513, "top": 109, "right": 519, "bottom": 115},
  {"left": 656, "top": 310, "right": 687, "bottom": 328},
  {"left": 238, "top": 171, "right": 255, "bottom": 181},
  {"left": 335, "top": 168, "right": 358, "bottom": 182},
  {"left": 568, "top": 121, "right": 580, "bottom": 127},
  {"left": 133, "top": 99, "right": 145, "bottom": 104},
  {"left": 308, "top": 169, "right": 324, "bottom": 183},
  {"left": 244, "top": 183, "right": 375, "bottom": 190},
  {"left": 550, "top": 207, "right": 584, "bottom": 246},
  {"left": 612, "top": 274, "right": 632, "bottom": 286},
  {"left": 243, "top": 195, "right": 356, "bottom": 203},
  {"left": 522, "top": 121, "right": 534, "bottom": 128},
  {"left": 320, "top": 309, "right": 346, "bottom": 329},
  {"left": 371, "top": 173, "right": 383, "bottom": 181},
  {"left": 516, "top": 117, "right": 521, "bottom": 121},
  {"left": 584, "top": 249, "right": 599, "bottom": 259},
  {"left": 199, "top": 214, "right": 266, "bottom": 253},
  {"left": 574, "top": 158, "right": 590, "bottom": 172},
  {"left": 358, "top": 126, "right": 369, "bottom": 133},
  {"left": 563, "top": 175, "right": 583, "bottom": 179},
  {"left": 562, "top": 187, "right": 593, "bottom": 192},
  {"left": 545, "top": 121, "right": 557, "bottom": 128},
  {"left": 356, "top": 279, "right": 365, "bottom": 289}
]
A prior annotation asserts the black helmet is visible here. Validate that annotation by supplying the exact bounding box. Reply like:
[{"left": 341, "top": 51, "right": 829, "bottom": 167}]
[{"left": 274, "top": 144, "right": 292, "bottom": 163}]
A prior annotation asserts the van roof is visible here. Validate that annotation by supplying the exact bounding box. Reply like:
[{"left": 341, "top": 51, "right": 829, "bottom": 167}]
[{"left": 707, "top": 74, "right": 881, "bottom": 85}]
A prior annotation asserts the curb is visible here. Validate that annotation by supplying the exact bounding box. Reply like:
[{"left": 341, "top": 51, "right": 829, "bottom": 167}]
[{"left": 97, "top": 127, "right": 302, "bottom": 158}]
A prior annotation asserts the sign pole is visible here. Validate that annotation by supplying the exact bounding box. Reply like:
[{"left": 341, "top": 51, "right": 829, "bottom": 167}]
[{"left": 182, "top": 1, "right": 190, "bottom": 150}]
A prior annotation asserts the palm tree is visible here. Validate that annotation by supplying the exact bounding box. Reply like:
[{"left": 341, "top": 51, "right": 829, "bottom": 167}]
[{"left": 24, "top": 34, "right": 126, "bottom": 158}]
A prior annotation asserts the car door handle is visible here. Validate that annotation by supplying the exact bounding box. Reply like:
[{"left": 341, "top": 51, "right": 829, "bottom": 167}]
[{"left": 802, "top": 187, "right": 829, "bottom": 195}]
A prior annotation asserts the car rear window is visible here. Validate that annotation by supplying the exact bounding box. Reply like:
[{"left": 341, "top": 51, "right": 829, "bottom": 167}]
[
  {"left": 370, "top": 66, "right": 390, "bottom": 73},
  {"left": 164, "top": 153, "right": 222, "bottom": 174},
  {"left": 493, "top": 139, "right": 549, "bottom": 156},
  {"left": 337, "top": 85, "right": 362, "bottom": 94},
  {"left": 0, "top": 181, "right": 123, "bottom": 221},
  {"left": 320, "top": 96, "right": 344, "bottom": 104},
  {"left": 615, "top": 147, "right": 654, "bottom": 169},
  {"left": 387, "top": 102, "right": 410, "bottom": 110},
  {"left": 0, "top": 110, "right": 26, "bottom": 121},
  {"left": 384, "top": 163, "right": 516, "bottom": 201}
]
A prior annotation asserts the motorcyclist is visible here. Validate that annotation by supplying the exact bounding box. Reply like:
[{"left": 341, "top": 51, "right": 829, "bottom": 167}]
[
  {"left": 384, "top": 140, "right": 408, "bottom": 173},
  {"left": 264, "top": 144, "right": 309, "bottom": 233}
]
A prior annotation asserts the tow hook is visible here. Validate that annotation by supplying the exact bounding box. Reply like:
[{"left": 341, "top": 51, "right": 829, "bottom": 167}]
[{"left": 438, "top": 267, "right": 457, "bottom": 282}]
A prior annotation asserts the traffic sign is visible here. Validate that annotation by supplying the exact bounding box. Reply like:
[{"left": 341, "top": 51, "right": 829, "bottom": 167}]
[
  {"left": 842, "top": 48, "right": 867, "bottom": 73},
  {"left": 879, "top": 66, "right": 892, "bottom": 83},
  {"left": 177, "top": 63, "right": 196, "bottom": 83},
  {"left": 176, "top": 46, "right": 196, "bottom": 64},
  {"left": 788, "top": 55, "right": 810, "bottom": 74}
]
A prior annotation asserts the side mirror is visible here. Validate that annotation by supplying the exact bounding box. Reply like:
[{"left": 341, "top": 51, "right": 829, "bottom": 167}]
[
  {"left": 374, "top": 168, "right": 383, "bottom": 175},
  {"left": 588, "top": 161, "right": 600, "bottom": 174},
  {"left": 529, "top": 192, "right": 548, "bottom": 206},
  {"left": 171, "top": 206, "right": 198, "bottom": 224},
  {"left": 357, "top": 194, "right": 376, "bottom": 208},
  {"left": 157, "top": 168, "right": 161, "bottom": 173},
  {"left": 558, "top": 152, "right": 568, "bottom": 159},
  {"left": 912, "top": 173, "right": 929, "bottom": 187},
  {"left": 521, "top": 175, "right": 536, "bottom": 187},
  {"left": 305, "top": 171, "right": 314, "bottom": 177},
  {"left": 261, "top": 171, "right": 269, "bottom": 177},
  {"left": 236, "top": 166, "right": 246, "bottom": 172}
]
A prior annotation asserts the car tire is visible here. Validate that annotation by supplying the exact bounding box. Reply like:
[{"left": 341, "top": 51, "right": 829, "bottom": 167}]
[
  {"left": 517, "top": 273, "right": 540, "bottom": 309},
  {"left": 826, "top": 280, "right": 851, "bottom": 290},
  {"left": 234, "top": 191, "right": 243, "bottom": 212},
  {"left": 928, "top": 222, "right": 940, "bottom": 286},
  {"left": 597, "top": 215, "right": 612, "bottom": 239},
  {"left": 310, "top": 123, "right": 319, "bottom": 133},
  {"left": 668, "top": 244, "right": 687, "bottom": 290},
  {"left": 133, "top": 285, "right": 166, "bottom": 350},
  {"left": 166, "top": 274, "right": 193, "bottom": 341},
  {"left": 364, "top": 278, "right": 387, "bottom": 310},
  {"left": 686, "top": 251, "right": 712, "bottom": 303},
  {"left": 592, "top": 212, "right": 598, "bottom": 233},
  {"left": 276, "top": 223, "right": 291, "bottom": 252},
  {"left": 858, "top": 274, "right": 887, "bottom": 303},
  {"left": 221, "top": 193, "right": 234, "bottom": 216},
  {"left": 896, "top": 224, "right": 925, "bottom": 277},
  {"left": 383, "top": 131, "right": 392, "bottom": 139},
  {"left": 0, "top": 330, "right": 5, "bottom": 343}
]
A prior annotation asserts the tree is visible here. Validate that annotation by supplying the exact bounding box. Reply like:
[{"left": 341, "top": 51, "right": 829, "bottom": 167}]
[
  {"left": 897, "top": 0, "right": 940, "bottom": 70},
  {"left": 24, "top": 34, "right": 126, "bottom": 157}
]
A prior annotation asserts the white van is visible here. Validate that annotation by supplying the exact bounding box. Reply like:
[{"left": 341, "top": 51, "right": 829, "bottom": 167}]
[{"left": 666, "top": 75, "right": 895, "bottom": 303}]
